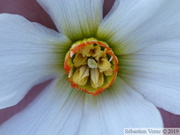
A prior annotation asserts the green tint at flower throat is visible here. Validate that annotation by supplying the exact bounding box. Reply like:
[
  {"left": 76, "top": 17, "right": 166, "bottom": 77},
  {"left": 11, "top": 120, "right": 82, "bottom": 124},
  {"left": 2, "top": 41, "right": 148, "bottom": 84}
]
[{"left": 64, "top": 38, "right": 119, "bottom": 95}]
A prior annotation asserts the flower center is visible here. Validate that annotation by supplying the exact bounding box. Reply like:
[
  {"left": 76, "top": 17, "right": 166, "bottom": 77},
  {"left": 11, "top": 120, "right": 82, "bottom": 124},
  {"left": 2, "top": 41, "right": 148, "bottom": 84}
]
[{"left": 64, "top": 38, "right": 118, "bottom": 95}]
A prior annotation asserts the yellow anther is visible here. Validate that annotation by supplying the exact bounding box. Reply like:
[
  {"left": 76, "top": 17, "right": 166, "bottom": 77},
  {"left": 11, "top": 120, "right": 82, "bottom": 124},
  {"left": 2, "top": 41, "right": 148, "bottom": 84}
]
[
  {"left": 98, "top": 58, "right": 111, "bottom": 73},
  {"left": 73, "top": 53, "right": 87, "bottom": 67},
  {"left": 95, "top": 51, "right": 106, "bottom": 61},
  {"left": 90, "top": 68, "right": 104, "bottom": 88},
  {"left": 104, "top": 68, "right": 113, "bottom": 76},
  {"left": 72, "top": 65, "right": 89, "bottom": 86},
  {"left": 79, "top": 44, "right": 94, "bottom": 57},
  {"left": 92, "top": 46, "right": 101, "bottom": 57}
]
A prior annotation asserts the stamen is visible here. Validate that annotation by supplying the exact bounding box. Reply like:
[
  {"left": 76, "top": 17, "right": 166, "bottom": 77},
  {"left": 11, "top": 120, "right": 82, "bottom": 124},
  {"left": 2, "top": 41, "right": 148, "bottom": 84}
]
[
  {"left": 109, "top": 56, "right": 113, "bottom": 62},
  {"left": 73, "top": 53, "right": 87, "bottom": 67},
  {"left": 68, "top": 69, "right": 73, "bottom": 78},
  {"left": 90, "top": 68, "right": 104, "bottom": 88},
  {"left": 70, "top": 51, "right": 74, "bottom": 57},
  {"left": 72, "top": 65, "right": 89, "bottom": 86},
  {"left": 98, "top": 58, "right": 111, "bottom": 72},
  {"left": 64, "top": 38, "right": 119, "bottom": 95},
  {"left": 104, "top": 68, "right": 113, "bottom": 76}
]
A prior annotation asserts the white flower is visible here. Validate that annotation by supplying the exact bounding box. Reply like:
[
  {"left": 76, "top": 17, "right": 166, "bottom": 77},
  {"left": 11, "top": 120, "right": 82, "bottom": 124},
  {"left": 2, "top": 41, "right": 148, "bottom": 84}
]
[{"left": 0, "top": 0, "right": 180, "bottom": 134}]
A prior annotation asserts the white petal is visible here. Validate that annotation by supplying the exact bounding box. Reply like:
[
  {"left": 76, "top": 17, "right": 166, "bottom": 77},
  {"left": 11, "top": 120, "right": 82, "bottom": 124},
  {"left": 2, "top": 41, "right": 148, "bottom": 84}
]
[
  {"left": 0, "top": 14, "right": 71, "bottom": 109},
  {"left": 97, "top": 0, "right": 180, "bottom": 55},
  {"left": 79, "top": 77, "right": 163, "bottom": 135},
  {"left": 119, "top": 40, "right": 180, "bottom": 114},
  {"left": 37, "top": 0, "right": 103, "bottom": 41},
  {"left": 0, "top": 77, "right": 162, "bottom": 135},
  {"left": 0, "top": 77, "right": 85, "bottom": 135}
]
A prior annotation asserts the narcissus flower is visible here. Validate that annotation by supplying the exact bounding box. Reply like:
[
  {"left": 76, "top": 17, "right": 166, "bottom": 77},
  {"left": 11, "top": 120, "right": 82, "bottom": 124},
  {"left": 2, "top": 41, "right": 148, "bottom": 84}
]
[{"left": 0, "top": 0, "right": 180, "bottom": 134}]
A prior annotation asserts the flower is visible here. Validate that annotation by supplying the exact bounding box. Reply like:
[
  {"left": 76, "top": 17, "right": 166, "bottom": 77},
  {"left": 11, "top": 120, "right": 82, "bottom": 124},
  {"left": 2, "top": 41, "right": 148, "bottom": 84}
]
[{"left": 0, "top": 0, "right": 180, "bottom": 134}]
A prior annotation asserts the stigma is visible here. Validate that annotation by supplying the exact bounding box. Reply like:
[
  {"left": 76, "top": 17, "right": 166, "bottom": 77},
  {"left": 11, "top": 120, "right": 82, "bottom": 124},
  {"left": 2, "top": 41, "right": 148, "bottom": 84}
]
[{"left": 64, "top": 38, "right": 118, "bottom": 95}]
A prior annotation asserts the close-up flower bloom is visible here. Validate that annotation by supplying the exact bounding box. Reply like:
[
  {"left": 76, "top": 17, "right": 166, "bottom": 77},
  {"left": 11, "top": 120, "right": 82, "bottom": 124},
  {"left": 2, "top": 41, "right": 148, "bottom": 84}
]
[{"left": 0, "top": 0, "right": 180, "bottom": 134}]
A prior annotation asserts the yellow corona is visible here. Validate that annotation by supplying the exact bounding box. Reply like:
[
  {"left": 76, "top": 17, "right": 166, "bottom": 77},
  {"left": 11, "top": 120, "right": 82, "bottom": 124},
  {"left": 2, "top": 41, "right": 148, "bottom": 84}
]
[{"left": 64, "top": 38, "right": 119, "bottom": 95}]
